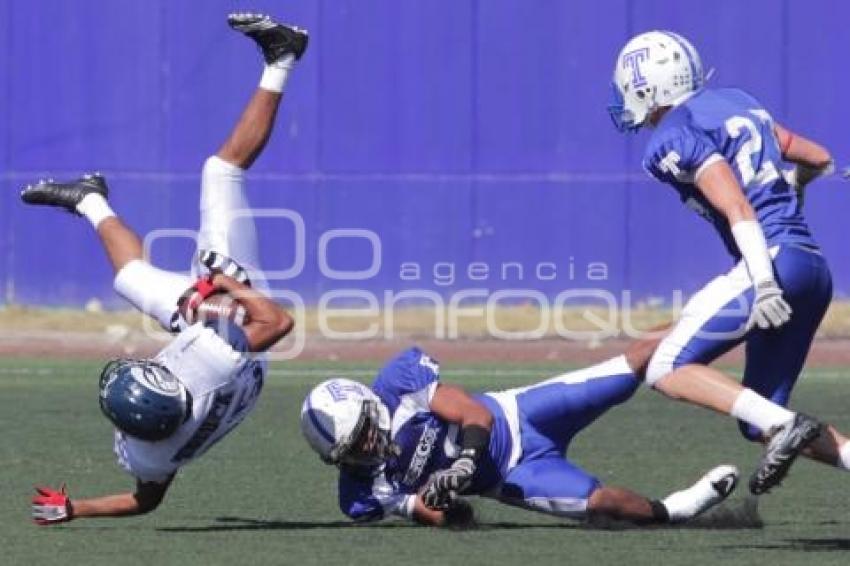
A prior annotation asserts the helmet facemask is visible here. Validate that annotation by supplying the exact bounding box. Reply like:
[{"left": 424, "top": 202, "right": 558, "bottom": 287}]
[
  {"left": 608, "top": 81, "right": 655, "bottom": 132},
  {"left": 327, "top": 399, "right": 396, "bottom": 469},
  {"left": 98, "top": 359, "right": 192, "bottom": 441}
]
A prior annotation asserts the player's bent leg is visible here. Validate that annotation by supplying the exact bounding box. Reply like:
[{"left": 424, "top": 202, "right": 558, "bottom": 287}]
[
  {"left": 216, "top": 89, "right": 283, "bottom": 171},
  {"left": 22, "top": 174, "right": 193, "bottom": 330},
  {"left": 216, "top": 14, "right": 306, "bottom": 169},
  {"left": 640, "top": 272, "right": 825, "bottom": 493},
  {"left": 589, "top": 464, "right": 738, "bottom": 525},
  {"left": 498, "top": 457, "right": 601, "bottom": 520},
  {"left": 114, "top": 260, "right": 192, "bottom": 330},
  {"left": 645, "top": 263, "right": 754, "bottom": 389},
  {"left": 499, "top": 458, "right": 738, "bottom": 525},
  {"left": 655, "top": 464, "right": 739, "bottom": 523},
  {"left": 642, "top": 259, "right": 806, "bottom": 447},
  {"left": 806, "top": 425, "right": 850, "bottom": 471},
  {"left": 511, "top": 357, "right": 639, "bottom": 451},
  {"left": 623, "top": 328, "right": 669, "bottom": 380},
  {"left": 194, "top": 155, "right": 269, "bottom": 294},
  {"left": 586, "top": 487, "right": 660, "bottom": 524},
  {"left": 191, "top": 15, "right": 308, "bottom": 291},
  {"left": 738, "top": 245, "right": 832, "bottom": 439}
]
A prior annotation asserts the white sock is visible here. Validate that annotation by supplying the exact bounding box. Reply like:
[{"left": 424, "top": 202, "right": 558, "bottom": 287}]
[
  {"left": 730, "top": 388, "right": 794, "bottom": 432},
  {"left": 661, "top": 487, "right": 700, "bottom": 522},
  {"left": 76, "top": 193, "right": 115, "bottom": 229},
  {"left": 661, "top": 465, "right": 737, "bottom": 522},
  {"left": 259, "top": 54, "right": 295, "bottom": 93},
  {"left": 838, "top": 441, "right": 850, "bottom": 471}
]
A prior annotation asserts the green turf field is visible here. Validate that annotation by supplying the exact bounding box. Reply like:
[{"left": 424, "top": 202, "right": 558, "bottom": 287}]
[{"left": 2, "top": 358, "right": 850, "bottom": 566}]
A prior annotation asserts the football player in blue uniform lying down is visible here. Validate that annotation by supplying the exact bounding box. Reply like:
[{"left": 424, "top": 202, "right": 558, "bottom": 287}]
[{"left": 301, "top": 341, "right": 740, "bottom": 528}]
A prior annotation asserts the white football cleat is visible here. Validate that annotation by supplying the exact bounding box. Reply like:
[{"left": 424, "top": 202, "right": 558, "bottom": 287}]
[{"left": 662, "top": 464, "right": 739, "bottom": 523}]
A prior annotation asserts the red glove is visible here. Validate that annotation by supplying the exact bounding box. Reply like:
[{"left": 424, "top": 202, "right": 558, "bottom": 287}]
[
  {"left": 32, "top": 485, "right": 73, "bottom": 525},
  {"left": 176, "top": 276, "right": 218, "bottom": 324}
]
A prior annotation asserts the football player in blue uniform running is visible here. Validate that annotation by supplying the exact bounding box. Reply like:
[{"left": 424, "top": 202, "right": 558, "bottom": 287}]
[
  {"left": 25, "top": 13, "right": 303, "bottom": 525},
  {"left": 302, "top": 342, "right": 740, "bottom": 527},
  {"left": 609, "top": 31, "right": 847, "bottom": 494}
]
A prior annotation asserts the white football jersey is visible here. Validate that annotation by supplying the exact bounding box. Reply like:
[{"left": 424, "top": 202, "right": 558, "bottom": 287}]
[{"left": 113, "top": 322, "right": 266, "bottom": 482}]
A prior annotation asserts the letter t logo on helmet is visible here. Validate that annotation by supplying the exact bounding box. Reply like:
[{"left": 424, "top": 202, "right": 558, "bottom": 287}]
[
  {"left": 622, "top": 47, "right": 650, "bottom": 88},
  {"left": 608, "top": 31, "right": 705, "bottom": 132}
]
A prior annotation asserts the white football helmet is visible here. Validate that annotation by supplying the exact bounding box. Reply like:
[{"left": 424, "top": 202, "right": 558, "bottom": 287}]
[
  {"left": 301, "top": 378, "right": 395, "bottom": 469},
  {"left": 609, "top": 31, "right": 705, "bottom": 132}
]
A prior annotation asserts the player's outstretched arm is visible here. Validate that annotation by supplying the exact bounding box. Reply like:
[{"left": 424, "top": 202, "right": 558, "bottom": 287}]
[
  {"left": 209, "top": 272, "right": 294, "bottom": 352},
  {"left": 774, "top": 123, "right": 832, "bottom": 169},
  {"left": 32, "top": 477, "right": 172, "bottom": 525},
  {"left": 696, "top": 161, "right": 792, "bottom": 330},
  {"left": 774, "top": 123, "right": 834, "bottom": 197}
]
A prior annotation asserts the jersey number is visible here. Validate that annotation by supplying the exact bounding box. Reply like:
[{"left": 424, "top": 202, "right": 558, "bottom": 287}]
[{"left": 724, "top": 111, "right": 779, "bottom": 187}]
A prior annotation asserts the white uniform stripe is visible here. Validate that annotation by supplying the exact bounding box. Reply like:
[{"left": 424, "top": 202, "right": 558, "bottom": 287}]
[
  {"left": 390, "top": 382, "right": 437, "bottom": 438},
  {"left": 694, "top": 153, "right": 723, "bottom": 182},
  {"left": 645, "top": 247, "right": 780, "bottom": 386},
  {"left": 484, "top": 355, "right": 633, "bottom": 476},
  {"left": 502, "top": 495, "right": 589, "bottom": 518}
]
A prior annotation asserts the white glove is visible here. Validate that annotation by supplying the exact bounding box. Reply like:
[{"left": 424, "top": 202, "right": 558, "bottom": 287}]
[
  {"left": 421, "top": 457, "right": 476, "bottom": 510},
  {"left": 750, "top": 280, "right": 792, "bottom": 330}
]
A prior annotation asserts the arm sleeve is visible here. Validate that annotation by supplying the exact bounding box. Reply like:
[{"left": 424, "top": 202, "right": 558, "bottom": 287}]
[
  {"left": 372, "top": 347, "right": 441, "bottom": 412},
  {"left": 113, "top": 432, "right": 177, "bottom": 484},
  {"left": 643, "top": 127, "right": 721, "bottom": 184},
  {"left": 339, "top": 472, "right": 415, "bottom": 522}
]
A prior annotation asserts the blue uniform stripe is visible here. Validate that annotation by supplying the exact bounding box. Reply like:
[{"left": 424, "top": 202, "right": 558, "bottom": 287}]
[
  {"left": 661, "top": 31, "right": 698, "bottom": 90},
  {"left": 307, "top": 397, "right": 336, "bottom": 445}
]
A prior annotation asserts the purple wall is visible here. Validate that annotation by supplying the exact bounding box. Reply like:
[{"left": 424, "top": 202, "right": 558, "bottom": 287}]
[{"left": 2, "top": 0, "right": 848, "bottom": 306}]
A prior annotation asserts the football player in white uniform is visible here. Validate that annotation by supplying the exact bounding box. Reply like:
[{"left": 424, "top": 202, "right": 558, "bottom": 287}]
[{"left": 23, "top": 13, "right": 305, "bottom": 525}]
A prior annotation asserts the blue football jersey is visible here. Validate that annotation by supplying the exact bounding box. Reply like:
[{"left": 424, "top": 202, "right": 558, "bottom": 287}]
[
  {"left": 338, "top": 347, "right": 511, "bottom": 521},
  {"left": 642, "top": 87, "right": 817, "bottom": 258}
]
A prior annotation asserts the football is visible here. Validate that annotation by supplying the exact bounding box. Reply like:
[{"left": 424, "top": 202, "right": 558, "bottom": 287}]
[{"left": 183, "top": 290, "right": 249, "bottom": 326}]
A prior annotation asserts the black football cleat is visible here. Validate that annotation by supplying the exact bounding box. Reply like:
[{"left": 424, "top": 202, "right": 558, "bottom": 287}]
[
  {"left": 749, "top": 413, "right": 822, "bottom": 495},
  {"left": 20, "top": 173, "right": 109, "bottom": 214},
  {"left": 227, "top": 13, "right": 308, "bottom": 63}
]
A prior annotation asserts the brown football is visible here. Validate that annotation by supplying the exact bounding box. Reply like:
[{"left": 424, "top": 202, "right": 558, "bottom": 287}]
[{"left": 184, "top": 291, "right": 249, "bottom": 326}]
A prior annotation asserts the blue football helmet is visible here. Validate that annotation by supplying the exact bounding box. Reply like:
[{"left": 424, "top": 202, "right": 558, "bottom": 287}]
[{"left": 98, "top": 359, "right": 191, "bottom": 441}]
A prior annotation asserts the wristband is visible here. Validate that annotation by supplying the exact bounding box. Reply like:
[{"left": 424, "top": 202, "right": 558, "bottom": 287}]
[
  {"left": 460, "top": 424, "right": 491, "bottom": 461},
  {"left": 731, "top": 220, "right": 774, "bottom": 284}
]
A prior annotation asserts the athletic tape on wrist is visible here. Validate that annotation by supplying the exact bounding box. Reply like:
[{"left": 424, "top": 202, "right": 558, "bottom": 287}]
[{"left": 460, "top": 424, "right": 491, "bottom": 461}]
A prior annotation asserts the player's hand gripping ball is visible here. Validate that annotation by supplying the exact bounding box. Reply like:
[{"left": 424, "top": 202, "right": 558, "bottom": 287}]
[
  {"left": 178, "top": 277, "right": 248, "bottom": 326},
  {"left": 421, "top": 456, "right": 476, "bottom": 510}
]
